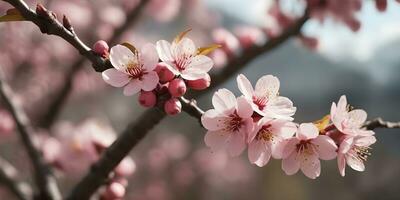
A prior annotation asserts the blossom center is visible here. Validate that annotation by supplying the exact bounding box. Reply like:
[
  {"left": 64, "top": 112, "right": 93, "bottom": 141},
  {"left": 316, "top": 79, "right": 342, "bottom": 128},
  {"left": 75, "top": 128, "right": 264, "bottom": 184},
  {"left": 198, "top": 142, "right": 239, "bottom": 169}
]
[
  {"left": 223, "top": 113, "right": 243, "bottom": 132},
  {"left": 296, "top": 140, "right": 314, "bottom": 155},
  {"left": 173, "top": 54, "right": 193, "bottom": 71},
  {"left": 256, "top": 124, "right": 273, "bottom": 141},
  {"left": 252, "top": 96, "right": 268, "bottom": 110},
  {"left": 352, "top": 146, "right": 371, "bottom": 162},
  {"left": 125, "top": 60, "right": 145, "bottom": 79}
]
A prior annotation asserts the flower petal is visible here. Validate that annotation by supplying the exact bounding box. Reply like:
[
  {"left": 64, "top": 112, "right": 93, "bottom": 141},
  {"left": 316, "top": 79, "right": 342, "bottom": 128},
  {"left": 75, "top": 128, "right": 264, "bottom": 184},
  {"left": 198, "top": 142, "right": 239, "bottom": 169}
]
[
  {"left": 156, "top": 40, "right": 174, "bottom": 62},
  {"left": 271, "top": 120, "right": 297, "bottom": 139},
  {"left": 172, "top": 37, "right": 196, "bottom": 58},
  {"left": 264, "top": 96, "right": 296, "bottom": 120},
  {"left": 102, "top": 69, "right": 130, "bottom": 87},
  {"left": 227, "top": 132, "right": 246, "bottom": 156},
  {"left": 354, "top": 136, "right": 376, "bottom": 147},
  {"left": 201, "top": 109, "right": 226, "bottom": 131},
  {"left": 282, "top": 151, "right": 300, "bottom": 175},
  {"left": 254, "top": 75, "right": 280, "bottom": 98},
  {"left": 236, "top": 97, "right": 253, "bottom": 119},
  {"left": 282, "top": 138, "right": 299, "bottom": 159},
  {"left": 300, "top": 154, "right": 321, "bottom": 179},
  {"left": 141, "top": 43, "right": 159, "bottom": 71},
  {"left": 312, "top": 135, "right": 337, "bottom": 160},
  {"left": 110, "top": 45, "right": 136, "bottom": 71},
  {"left": 123, "top": 79, "right": 142, "bottom": 96},
  {"left": 204, "top": 130, "right": 229, "bottom": 152},
  {"left": 141, "top": 71, "right": 159, "bottom": 91},
  {"left": 237, "top": 74, "right": 254, "bottom": 99},
  {"left": 186, "top": 55, "right": 213, "bottom": 72},
  {"left": 270, "top": 137, "right": 287, "bottom": 159},
  {"left": 180, "top": 69, "right": 208, "bottom": 80},
  {"left": 347, "top": 109, "right": 367, "bottom": 128},
  {"left": 212, "top": 89, "right": 237, "bottom": 113},
  {"left": 248, "top": 140, "right": 271, "bottom": 167},
  {"left": 297, "top": 123, "right": 319, "bottom": 140},
  {"left": 338, "top": 137, "right": 354, "bottom": 154},
  {"left": 346, "top": 153, "right": 365, "bottom": 172},
  {"left": 337, "top": 153, "right": 346, "bottom": 177}
]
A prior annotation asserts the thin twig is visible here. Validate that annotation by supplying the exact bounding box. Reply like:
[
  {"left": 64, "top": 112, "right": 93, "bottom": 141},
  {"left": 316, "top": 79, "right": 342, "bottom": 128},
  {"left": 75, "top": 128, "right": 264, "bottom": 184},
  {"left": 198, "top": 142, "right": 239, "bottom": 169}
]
[
  {"left": 37, "top": 0, "right": 150, "bottom": 128},
  {"left": 364, "top": 118, "right": 400, "bottom": 130},
  {"left": 0, "top": 157, "right": 33, "bottom": 200},
  {"left": 0, "top": 78, "right": 61, "bottom": 200}
]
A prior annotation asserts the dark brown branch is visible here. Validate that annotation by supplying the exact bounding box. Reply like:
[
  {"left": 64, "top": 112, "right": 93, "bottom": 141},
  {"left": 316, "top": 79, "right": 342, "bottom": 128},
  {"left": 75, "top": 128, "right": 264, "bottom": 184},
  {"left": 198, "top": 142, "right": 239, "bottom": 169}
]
[
  {"left": 4, "top": 0, "right": 111, "bottom": 72},
  {"left": 37, "top": 0, "right": 150, "bottom": 128},
  {"left": 180, "top": 97, "right": 204, "bottom": 124},
  {"left": 66, "top": 108, "right": 166, "bottom": 200},
  {"left": 0, "top": 78, "right": 61, "bottom": 200},
  {"left": 364, "top": 118, "right": 400, "bottom": 130},
  {"left": 0, "top": 157, "right": 33, "bottom": 200}
]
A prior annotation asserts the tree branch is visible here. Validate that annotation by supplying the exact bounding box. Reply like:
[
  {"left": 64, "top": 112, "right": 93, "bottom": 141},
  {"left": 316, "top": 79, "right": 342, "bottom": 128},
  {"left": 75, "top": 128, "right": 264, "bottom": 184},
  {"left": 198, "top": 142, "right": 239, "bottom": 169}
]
[
  {"left": 36, "top": 0, "right": 150, "bottom": 128},
  {"left": 364, "top": 118, "right": 400, "bottom": 130},
  {"left": 4, "top": 0, "right": 111, "bottom": 72},
  {"left": 0, "top": 78, "right": 61, "bottom": 200},
  {"left": 0, "top": 157, "right": 33, "bottom": 200},
  {"left": 66, "top": 108, "right": 166, "bottom": 200}
]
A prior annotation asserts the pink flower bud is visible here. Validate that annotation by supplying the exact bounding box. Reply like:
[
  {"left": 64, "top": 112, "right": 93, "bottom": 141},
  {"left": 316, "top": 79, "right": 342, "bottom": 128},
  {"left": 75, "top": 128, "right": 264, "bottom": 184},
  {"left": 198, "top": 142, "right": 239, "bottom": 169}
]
[
  {"left": 102, "top": 182, "right": 125, "bottom": 199},
  {"left": 155, "top": 63, "right": 175, "bottom": 83},
  {"left": 168, "top": 78, "right": 186, "bottom": 97},
  {"left": 93, "top": 40, "right": 109, "bottom": 57},
  {"left": 299, "top": 35, "right": 318, "bottom": 50},
  {"left": 375, "top": 0, "right": 387, "bottom": 12},
  {"left": 138, "top": 91, "right": 157, "bottom": 108},
  {"left": 164, "top": 98, "right": 182, "bottom": 115},
  {"left": 187, "top": 74, "right": 211, "bottom": 90}
]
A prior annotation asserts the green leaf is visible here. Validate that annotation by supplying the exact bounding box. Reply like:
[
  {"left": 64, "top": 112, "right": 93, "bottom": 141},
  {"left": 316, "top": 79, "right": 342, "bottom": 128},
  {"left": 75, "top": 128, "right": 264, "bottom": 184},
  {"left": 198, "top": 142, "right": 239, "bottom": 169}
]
[
  {"left": 0, "top": 8, "right": 25, "bottom": 22},
  {"left": 197, "top": 44, "right": 221, "bottom": 55}
]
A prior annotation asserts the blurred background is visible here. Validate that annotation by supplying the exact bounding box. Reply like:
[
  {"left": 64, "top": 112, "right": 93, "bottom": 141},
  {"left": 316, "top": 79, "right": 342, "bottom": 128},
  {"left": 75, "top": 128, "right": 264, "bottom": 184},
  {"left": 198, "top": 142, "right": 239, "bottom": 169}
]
[{"left": 1, "top": 0, "right": 400, "bottom": 199}]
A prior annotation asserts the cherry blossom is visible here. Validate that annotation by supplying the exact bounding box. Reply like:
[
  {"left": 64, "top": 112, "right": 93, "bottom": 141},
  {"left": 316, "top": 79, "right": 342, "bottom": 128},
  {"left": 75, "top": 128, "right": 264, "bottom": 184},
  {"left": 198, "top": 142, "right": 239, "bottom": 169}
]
[
  {"left": 282, "top": 123, "right": 337, "bottom": 179},
  {"left": 237, "top": 74, "right": 296, "bottom": 120},
  {"left": 337, "top": 135, "right": 376, "bottom": 176},
  {"left": 156, "top": 36, "right": 214, "bottom": 80},
  {"left": 102, "top": 43, "right": 159, "bottom": 96},
  {"left": 248, "top": 117, "right": 297, "bottom": 167},
  {"left": 330, "top": 95, "right": 374, "bottom": 136},
  {"left": 201, "top": 89, "right": 254, "bottom": 156}
]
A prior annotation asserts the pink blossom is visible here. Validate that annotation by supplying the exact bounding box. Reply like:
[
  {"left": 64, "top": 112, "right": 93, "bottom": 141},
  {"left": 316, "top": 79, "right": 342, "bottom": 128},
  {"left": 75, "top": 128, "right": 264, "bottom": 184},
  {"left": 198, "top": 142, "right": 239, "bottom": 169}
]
[
  {"left": 201, "top": 89, "right": 254, "bottom": 156},
  {"left": 146, "top": 0, "right": 181, "bottom": 22},
  {"left": 282, "top": 123, "right": 337, "bottom": 179},
  {"left": 236, "top": 74, "right": 296, "bottom": 120},
  {"left": 248, "top": 117, "right": 296, "bottom": 167},
  {"left": 93, "top": 40, "right": 109, "bottom": 57},
  {"left": 102, "top": 44, "right": 159, "bottom": 96},
  {"left": 187, "top": 73, "right": 211, "bottom": 90},
  {"left": 212, "top": 28, "right": 240, "bottom": 55},
  {"left": 234, "top": 26, "right": 266, "bottom": 49},
  {"left": 330, "top": 95, "right": 374, "bottom": 136},
  {"left": 156, "top": 37, "right": 214, "bottom": 80},
  {"left": 138, "top": 91, "right": 157, "bottom": 108},
  {"left": 337, "top": 135, "right": 376, "bottom": 176},
  {"left": 155, "top": 63, "right": 175, "bottom": 83},
  {"left": 168, "top": 78, "right": 186, "bottom": 97},
  {"left": 164, "top": 98, "right": 182, "bottom": 115}
]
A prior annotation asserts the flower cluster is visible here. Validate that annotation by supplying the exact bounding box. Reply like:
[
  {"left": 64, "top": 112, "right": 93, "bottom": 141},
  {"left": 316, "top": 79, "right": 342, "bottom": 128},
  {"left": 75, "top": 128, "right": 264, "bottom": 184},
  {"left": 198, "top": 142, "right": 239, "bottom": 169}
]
[
  {"left": 36, "top": 119, "right": 136, "bottom": 199},
  {"left": 201, "top": 74, "right": 376, "bottom": 179},
  {"left": 99, "top": 30, "right": 215, "bottom": 115}
]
